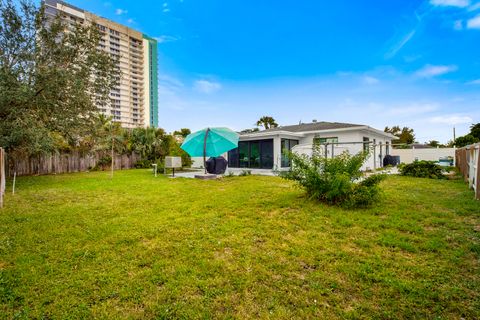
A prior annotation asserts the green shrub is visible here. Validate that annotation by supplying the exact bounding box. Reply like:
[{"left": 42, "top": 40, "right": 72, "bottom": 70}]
[
  {"left": 399, "top": 161, "right": 445, "bottom": 179},
  {"left": 281, "top": 151, "right": 385, "bottom": 208},
  {"left": 154, "top": 159, "right": 165, "bottom": 169},
  {"left": 134, "top": 159, "right": 152, "bottom": 169},
  {"left": 96, "top": 156, "right": 112, "bottom": 171},
  {"left": 348, "top": 175, "right": 386, "bottom": 207}
]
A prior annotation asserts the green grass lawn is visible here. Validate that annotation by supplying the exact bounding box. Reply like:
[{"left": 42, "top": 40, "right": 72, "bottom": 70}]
[{"left": 1, "top": 170, "right": 479, "bottom": 319}]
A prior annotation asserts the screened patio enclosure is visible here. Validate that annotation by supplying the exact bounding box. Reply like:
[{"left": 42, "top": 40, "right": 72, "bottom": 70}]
[{"left": 227, "top": 139, "right": 274, "bottom": 169}]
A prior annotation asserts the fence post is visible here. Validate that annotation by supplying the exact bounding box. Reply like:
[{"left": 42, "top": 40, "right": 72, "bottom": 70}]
[
  {"left": 476, "top": 145, "right": 480, "bottom": 200},
  {"left": 455, "top": 143, "right": 480, "bottom": 200},
  {"left": 453, "top": 146, "right": 456, "bottom": 167}
]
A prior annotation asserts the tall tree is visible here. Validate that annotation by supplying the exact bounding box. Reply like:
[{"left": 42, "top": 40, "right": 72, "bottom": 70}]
[
  {"left": 426, "top": 140, "right": 440, "bottom": 148},
  {"left": 384, "top": 126, "right": 416, "bottom": 145},
  {"left": 173, "top": 128, "right": 191, "bottom": 138},
  {"left": 256, "top": 116, "right": 278, "bottom": 130},
  {"left": 240, "top": 128, "right": 260, "bottom": 134},
  {"left": 0, "top": 0, "right": 118, "bottom": 156},
  {"left": 453, "top": 123, "right": 480, "bottom": 147},
  {"left": 454, "top": 135, "right": 479, "bottom": 148},
  {"left": 470, "top": 123, "right": 480, "bottom": 140}
]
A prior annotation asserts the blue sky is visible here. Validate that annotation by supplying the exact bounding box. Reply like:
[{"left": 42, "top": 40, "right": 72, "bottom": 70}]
[{"left": 64, "top": 0, "right": 479, "bottom": 142}]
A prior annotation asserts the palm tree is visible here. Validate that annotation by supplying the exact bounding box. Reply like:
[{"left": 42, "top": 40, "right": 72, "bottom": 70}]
[{"left": 256, "top": 116, "right": 278, "bottom": 130}]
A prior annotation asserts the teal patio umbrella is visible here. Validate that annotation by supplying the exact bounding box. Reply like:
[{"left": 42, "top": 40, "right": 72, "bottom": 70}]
[{"left": 181, "top": 127, "right": 239, "bottom": 173}]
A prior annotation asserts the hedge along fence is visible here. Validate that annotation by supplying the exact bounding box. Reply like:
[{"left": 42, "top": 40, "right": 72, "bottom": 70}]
[
  {"left": 5, "top": 151, "right": 141, "bottom": 177},
  {"left": 455, "top": 143, "right": 480, "bottom": 200}
]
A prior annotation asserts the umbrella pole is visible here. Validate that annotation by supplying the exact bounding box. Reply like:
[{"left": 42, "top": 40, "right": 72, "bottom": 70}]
[{"left": 203, "top": 128, "right": 210, "bottom": 174}]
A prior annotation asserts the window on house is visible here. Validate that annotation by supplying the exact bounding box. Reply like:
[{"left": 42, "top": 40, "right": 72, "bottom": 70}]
[
  {"left": 313, "top": 136, "right": 338, "bottom": 145},
  {"left": 281, "top": 139, "right": 299, "bottom": 167},
  {"left": 363, "top": 137, "right": 370, "bottom": 152}
]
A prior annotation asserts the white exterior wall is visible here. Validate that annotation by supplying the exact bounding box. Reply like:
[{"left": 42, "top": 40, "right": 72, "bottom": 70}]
[
  {"left": 191, "top": 157, "right": 204, "bottom": 168},
  {"left": 293, "top": 130, "right": 392, "bottom": 170},
  {"left": 292, "top": 129, "right": 393, "bottom": 170},
  {"left": 391, "top": 148, "right": 455, "bottom": 164},
  {"left": 273, "top": 135, "right": 282, "bottom": 169},
  {"left": 229, "top": 127, "right": 394, "bottom": 171}
]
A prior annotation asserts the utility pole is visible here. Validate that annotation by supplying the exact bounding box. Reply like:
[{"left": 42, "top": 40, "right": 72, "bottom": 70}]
[{"left": 453, "top": 126, "right": 456, "bottom": 141}]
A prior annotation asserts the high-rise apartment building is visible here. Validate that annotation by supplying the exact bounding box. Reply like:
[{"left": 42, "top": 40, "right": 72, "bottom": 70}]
[{"left": 43, "top": 0, "right": 159, "bottom": 128}]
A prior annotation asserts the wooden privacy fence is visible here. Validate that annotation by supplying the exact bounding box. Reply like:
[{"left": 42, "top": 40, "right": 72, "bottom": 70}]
[
  {"left": 455, "top": 143, "right": 480, "bottom": 200},
  {"left": 5, "top": 151, "right": 141, "bottom": 177},
  {"left": 0, "top": 148, "right": 5, "bottom": 208}
]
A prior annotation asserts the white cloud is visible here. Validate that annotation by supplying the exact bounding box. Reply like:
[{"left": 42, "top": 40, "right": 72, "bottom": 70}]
[
  {"left": 115, "top": 8, "right": 127, "bottom": 15},
  {"left": 415, "top": 64, "right": 458, "bottom": 77},
  {"left": 194, "top": 80, "right": 222, "bottom": 94},
  {"left": 159, "top": 74, "right": 184, "bottom": 88},
  {"left": 158, "top": 86, "right": 186, "bottom": 110},
  {"left": 158, "top": 75, "right": 186, "bottom": 110},
  {"left": 454, "top": 20, "right": 464, "bottom": 30},
  {"left": 467, "top": 14, "right": 480, "bottom": 28},
  {"left": 389, "top": 103, "right": 438, "bottom": 116},
  {"left": 127, "top": 18, "right": 134, "bottom": 24},
  {"left": 154, "top": 35, "right": 178, "bottom": 43},
  {"left": 404, "top": 54, "right": 422, "bottom": 63},
  {"left": 385, "top": 30, "right": 416, "bottom": 59},
  {"left": 430, "top": 0, "right": 470, "bottom": 7},
  {"left": 363, "top": 76, "right": 380, "bottom": 85},
  {"left": 468, "top": 2, "right": 480, "bottom": 11},
  {"left": 467, "top": 79, "right": 480, "bottom": 84},
  {"left": 163, "top": 8, "right": 171, "bottom": 13},
  {"left": 163, "top": 2, "right": 168, "bottom": 7},
  {"left": 429, "top": 114, "right": 473, "bottom": 124}
]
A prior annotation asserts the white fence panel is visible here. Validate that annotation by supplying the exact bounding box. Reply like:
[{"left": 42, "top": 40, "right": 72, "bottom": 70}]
[
  {"left": 391, "top": 148, "right": 455, "bottom": 164},
  {"left": 455, "top": 143, "right": 480, "bottom": 200}
]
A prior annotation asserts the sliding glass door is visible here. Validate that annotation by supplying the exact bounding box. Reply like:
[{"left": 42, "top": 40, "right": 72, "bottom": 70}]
[
  {"left": 228, "top": 139, "right": 273, "bottom": 169},
  {"left": 260, "top": 140, "right": 273, "bottom": 168},
  {"left": 249, "top": 142, "right": 260, "bottom": 168},
  {"left": 238, "top": 142, "right": 249, "bottom": 168}
]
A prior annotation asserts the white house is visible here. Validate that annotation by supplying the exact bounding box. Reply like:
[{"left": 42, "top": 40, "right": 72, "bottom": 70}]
[{"left": 226, "top": 121, "right": 396, "bottom": 171}]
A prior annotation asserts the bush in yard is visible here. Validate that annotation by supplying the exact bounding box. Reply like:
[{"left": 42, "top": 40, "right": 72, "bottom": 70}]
[
  {"left": 348, "top": 174, "right": 386, "bottom": 208},
  {"left": 399, "top": 161, "right": 445, "bottom": 179},
  {"left": 96, "top": 156, "right": 112, "bottom": 171},
  {"left": 281, "top": 150, "right": 385, "bottom": 208},
  {"left": 134, "top": 159, "right": 152, "bottom": 169}
]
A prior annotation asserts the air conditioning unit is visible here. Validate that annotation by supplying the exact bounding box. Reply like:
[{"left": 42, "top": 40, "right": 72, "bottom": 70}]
[{"left": 165, "top": 156, "right": 182, "bottom": 168}]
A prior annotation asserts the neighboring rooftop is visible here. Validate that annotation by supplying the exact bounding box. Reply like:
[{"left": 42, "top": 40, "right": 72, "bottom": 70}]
[{"left": 242, "top": 121, "right": 364, "bottom": 135}]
